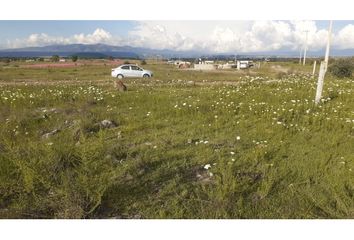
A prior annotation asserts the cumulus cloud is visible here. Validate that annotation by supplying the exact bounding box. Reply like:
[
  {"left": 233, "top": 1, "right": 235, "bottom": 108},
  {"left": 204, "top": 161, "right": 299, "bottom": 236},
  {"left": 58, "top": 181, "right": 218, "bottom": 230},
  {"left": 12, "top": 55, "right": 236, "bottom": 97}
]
[
  {"left": 73, "top": 28, "right": 114, "bottom": 44},
  {"left": 4, "top": 21, "right": 354, "bottom": 53},
  {"left": 8, "top": 33, "right": 70, "bottom": 48},
  {"left": 127, "top": 22, "right": 199, "bottom": 51},
  {"left": 334, "top": 24, "right": 354, "bottom": 49},
  {"left": 7, "top": 28, "right": 119, "bottom": 48},
  {"left": 127, "top": 20, "right": 334, "bottom": 53}
]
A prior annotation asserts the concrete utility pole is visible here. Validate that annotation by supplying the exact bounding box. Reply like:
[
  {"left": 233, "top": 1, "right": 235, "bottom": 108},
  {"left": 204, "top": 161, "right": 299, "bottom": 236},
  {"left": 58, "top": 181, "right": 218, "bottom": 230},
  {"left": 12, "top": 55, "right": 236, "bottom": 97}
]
[
  {"left": 324, "top": 21, "right": 333, "bottom": 71},
  {"left": 315, "top": 20, "right": 333, "bottom": 105},
  {"left": 299, "top": 47, "right": 302, "bottom": 65},
  {"left": 312, "top": 61, "right": 317, "bottom": 76},
  {"left": 303, "top": 30, "right": 309, "bottom": 65}
]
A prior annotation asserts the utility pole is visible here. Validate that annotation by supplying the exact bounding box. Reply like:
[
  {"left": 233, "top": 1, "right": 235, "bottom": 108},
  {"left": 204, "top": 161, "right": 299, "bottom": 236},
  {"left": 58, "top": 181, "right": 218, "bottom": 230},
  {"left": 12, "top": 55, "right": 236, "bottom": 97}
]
[
  {"left": 312, "top": 60, "right": 317, "bottom": 77},
  {"left": 324, "top": 21, "right": 333, "bottom": 71},
  {"left": 299, "top": 46, "right": 302, "bottom": 65},
  {"left": 315, "top": 20, "right": 333, "bottom": 105},
  {"left": 303, "top": 30, "right": 309, "bottom": 65}
]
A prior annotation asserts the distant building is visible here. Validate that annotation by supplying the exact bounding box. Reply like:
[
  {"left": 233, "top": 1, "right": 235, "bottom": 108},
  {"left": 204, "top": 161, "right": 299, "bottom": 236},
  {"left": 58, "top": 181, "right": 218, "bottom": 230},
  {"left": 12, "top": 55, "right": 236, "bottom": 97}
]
[
  {"left": 59, "top": 59, "right": 66, "bottom": 62},
  {"left": 194, "top": 62, "right": 217, "bottom": 70},
  {"left": 237, "top": 60, "right": 253, "bottom": 69}
]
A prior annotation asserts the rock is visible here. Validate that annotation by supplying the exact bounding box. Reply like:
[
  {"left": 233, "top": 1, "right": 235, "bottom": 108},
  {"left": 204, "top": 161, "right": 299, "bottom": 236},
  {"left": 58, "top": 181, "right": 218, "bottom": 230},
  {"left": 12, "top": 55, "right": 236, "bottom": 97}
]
[
  {"left": 187, "top": 81, "right": 195, "bottom": 86},
  {"left": 196, "top": 171, "right": 213, "bottom": 184},
  {"left": 125, "top": 174, "right": 134, "bottom": 181},
  {"left": 41, "top": 129, "right": 60, "bottom": 139},
  {"left": 114, "top": 80, "right": 127, "bottom": 92},
  {"left": 99, "top": 119, "right": 117, "bottom": 129}
]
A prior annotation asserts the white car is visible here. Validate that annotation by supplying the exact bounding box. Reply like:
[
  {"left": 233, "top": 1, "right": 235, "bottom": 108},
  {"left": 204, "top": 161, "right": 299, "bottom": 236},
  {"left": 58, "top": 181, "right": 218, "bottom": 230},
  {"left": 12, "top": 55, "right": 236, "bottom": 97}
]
[{"left": 111, "top": 64, "right": 153, "bottom": 79}]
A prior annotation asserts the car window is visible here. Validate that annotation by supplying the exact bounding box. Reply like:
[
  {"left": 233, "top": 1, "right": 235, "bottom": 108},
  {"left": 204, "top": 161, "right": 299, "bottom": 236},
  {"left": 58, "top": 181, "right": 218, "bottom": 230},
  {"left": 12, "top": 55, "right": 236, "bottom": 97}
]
[
  {"left": 131, "top": 66, "right": 139, "bottom": 70},
  {"left": 121, "top": 65, "right": 130, "bottom": 70}
]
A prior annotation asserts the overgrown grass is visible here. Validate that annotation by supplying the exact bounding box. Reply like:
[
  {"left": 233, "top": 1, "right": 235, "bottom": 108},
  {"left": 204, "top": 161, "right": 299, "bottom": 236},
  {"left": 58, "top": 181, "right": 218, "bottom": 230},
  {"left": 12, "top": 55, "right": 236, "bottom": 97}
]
[{"left": 0, "top": 62, "right": 353, "bottom": 218}]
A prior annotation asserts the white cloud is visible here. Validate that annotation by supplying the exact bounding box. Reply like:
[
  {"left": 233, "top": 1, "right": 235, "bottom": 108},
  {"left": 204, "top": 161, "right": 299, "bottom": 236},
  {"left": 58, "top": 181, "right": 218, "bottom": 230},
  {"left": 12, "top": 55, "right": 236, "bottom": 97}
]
[
  {"left": 4, "top": 21, "right": 354, "bottom": 53},
  {"left": 7, "top": 28, "right": 118, "bottom": 48},
  {"left": 334, "top": 24, "right": 354, "bottom": 49},
  {"left": 9, "top": 33, "right": 70, "bottom": 48},
  {"left": 73, "top": 28, "right": 113, "bottom": 44},
  {"left": 127, "top": 20, "right": 332, "bottom": 53}
]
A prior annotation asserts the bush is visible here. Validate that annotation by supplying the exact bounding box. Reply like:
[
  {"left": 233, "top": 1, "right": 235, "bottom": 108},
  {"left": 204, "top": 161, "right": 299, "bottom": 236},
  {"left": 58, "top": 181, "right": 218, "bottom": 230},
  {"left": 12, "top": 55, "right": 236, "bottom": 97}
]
[
  {"left": 124, "top": 61, "right": 130, "bottom": 64},
  {"left": 51, "top": 55, "right": 60, "bottom": 62},
  {"left": 141, "top": 60, "right": 147, "bottom": 65},
  {"left": 328, "top": 58, "right": 354, "bottom": 78},
  {"left": 71, "top": 55, "right": 78, "bottom": 62}
]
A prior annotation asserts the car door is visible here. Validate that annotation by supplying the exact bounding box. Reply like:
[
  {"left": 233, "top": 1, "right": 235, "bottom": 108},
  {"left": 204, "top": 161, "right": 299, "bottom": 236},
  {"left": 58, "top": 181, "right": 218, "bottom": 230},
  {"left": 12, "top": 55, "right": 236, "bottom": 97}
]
[
  {"left": 120, "top": 65, "right": 131, "bottom": 77},
  {"left": 130, "top": 65, "right": 142, "bottom": 77}
]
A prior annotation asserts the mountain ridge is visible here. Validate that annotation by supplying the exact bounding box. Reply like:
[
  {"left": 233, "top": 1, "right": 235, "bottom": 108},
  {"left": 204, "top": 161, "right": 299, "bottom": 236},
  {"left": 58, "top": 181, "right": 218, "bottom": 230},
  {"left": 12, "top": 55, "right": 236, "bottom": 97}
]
[{"left": 1, "top": 43, "right": 354, "bottom": 58}]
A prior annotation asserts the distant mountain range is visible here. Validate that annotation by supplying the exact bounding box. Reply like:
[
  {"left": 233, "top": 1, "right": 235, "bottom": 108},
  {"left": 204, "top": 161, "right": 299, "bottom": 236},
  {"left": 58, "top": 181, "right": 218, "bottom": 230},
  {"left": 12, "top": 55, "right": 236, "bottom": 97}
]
[
  {"left": 0, "top": 43, "right": 204, "bottom": 58},
  {"left": 0, "top": 43, "right": 354, "bottom": 58}
]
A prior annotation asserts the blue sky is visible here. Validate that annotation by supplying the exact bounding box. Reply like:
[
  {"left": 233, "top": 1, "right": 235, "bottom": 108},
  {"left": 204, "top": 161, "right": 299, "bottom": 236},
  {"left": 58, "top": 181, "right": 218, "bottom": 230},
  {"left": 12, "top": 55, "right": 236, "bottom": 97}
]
[{"left": 1, "top": 20, "right": 354, "bottom": 52}]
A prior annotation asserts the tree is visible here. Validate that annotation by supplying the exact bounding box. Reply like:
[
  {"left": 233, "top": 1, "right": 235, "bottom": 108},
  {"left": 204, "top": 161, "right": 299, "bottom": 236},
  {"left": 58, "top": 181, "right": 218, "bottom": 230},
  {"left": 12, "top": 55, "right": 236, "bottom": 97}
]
[
  {"left": 51, "top": 55, "right": 60, "bottom": 62},
  {"left": 71, "top": 55, "right": 78, "bottom": 62}
]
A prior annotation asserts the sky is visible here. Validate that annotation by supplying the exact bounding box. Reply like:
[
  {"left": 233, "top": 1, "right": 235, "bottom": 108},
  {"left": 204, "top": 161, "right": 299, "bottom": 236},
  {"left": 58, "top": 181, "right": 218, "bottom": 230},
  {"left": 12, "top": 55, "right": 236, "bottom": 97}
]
[{"left": 1, "top": 20, "right": 354, "bottom": 53}]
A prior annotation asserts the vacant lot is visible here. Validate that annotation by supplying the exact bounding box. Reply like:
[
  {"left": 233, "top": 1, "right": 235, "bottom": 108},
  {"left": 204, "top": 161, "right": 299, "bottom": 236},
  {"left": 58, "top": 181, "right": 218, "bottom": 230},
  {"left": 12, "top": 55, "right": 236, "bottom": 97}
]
[{"left": 0, "top": 61, "right": 353, "bottom": 218}]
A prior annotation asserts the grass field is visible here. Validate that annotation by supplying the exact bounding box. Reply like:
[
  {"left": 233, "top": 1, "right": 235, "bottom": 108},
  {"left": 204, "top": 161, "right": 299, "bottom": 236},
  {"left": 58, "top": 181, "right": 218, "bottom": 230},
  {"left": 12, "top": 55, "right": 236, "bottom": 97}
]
[{"left": 0, "top": 60, "right": 353, "bottom": 218}]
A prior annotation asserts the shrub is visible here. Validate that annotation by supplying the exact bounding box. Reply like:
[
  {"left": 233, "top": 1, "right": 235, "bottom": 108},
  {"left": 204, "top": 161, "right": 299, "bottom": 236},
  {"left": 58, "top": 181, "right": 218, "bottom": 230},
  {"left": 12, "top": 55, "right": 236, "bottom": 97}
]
[
  {"left": 71, "top": 55, "right": 78, "bottom": 62},
  {"left": 51, "top": 55, "right": 60, "bottom": 62},
  {"left": 141, "top": 60, "right": 147, "bottom": 65},
  {"left": 124, "top": 61, "right": 130, "bottom": 64},
  {"left": 328, "top": 58, "right": 354, "bottom": 78}
]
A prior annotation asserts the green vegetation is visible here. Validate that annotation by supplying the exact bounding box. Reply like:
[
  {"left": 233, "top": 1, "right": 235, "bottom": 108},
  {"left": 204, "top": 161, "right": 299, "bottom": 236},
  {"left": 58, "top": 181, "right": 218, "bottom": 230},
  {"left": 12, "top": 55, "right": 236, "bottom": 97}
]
[
  {"left": 51, "top": 55, "right": 60, "bottom": 62},
  {"left": 328, "top": 58, "right": 354, "bottom": 79},
  {"left": 71, "top": 55, "right": 78, "bottom": 62},
  {"left": 0, "top": 60, "right": 353, "bottom": 219}
]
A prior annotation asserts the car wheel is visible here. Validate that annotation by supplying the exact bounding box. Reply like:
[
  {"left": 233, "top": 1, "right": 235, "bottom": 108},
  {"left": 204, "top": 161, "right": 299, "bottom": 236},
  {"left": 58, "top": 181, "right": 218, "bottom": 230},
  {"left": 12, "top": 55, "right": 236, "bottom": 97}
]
[
  {"left": 117, "top": 74, "right": 124, "bottom": 79},
  {"left": 143, "top": 74, "right": 150, "bottom": 78}
]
